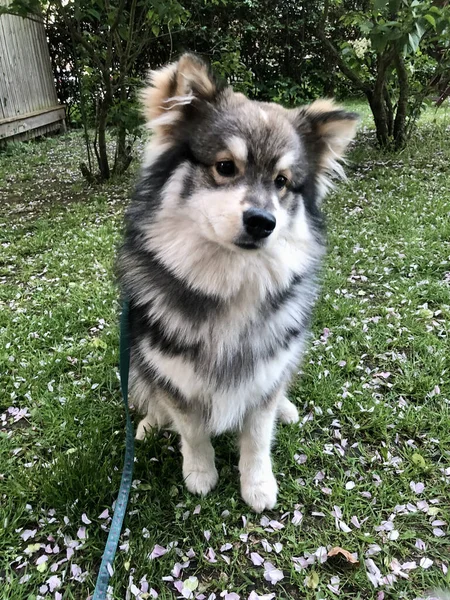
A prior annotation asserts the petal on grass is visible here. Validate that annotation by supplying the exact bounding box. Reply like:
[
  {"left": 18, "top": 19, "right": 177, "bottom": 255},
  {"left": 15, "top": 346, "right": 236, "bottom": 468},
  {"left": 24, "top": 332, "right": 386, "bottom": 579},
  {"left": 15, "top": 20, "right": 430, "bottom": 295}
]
[
  {"left": 263, "top": 562, "right": 284, "bottom": 584},
  {"left": 250, "top": 552, "right": 264, "bottom": 566},
  {"left": 419, "top": 557, "right": 433, "bottom": 569},
  {"left": 150, "top": 544, "right": 168, "bottom": 560}
]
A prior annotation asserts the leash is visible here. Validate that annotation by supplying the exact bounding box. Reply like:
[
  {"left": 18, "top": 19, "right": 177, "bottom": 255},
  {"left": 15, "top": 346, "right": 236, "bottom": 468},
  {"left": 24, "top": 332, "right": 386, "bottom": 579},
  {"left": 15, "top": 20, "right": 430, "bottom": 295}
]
[{"left": 92, "top": 300, "right": 134, "bottom": 599}]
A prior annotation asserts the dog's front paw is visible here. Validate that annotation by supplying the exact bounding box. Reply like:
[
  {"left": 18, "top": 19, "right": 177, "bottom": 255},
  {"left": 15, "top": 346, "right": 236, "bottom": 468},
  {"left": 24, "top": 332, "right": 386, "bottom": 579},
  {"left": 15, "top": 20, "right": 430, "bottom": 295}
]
[
  {"left": 184, "top": 466, "right": 219, "bottom": 496},
  {"left": 241, "top": 473, "right": 278, "bottom": 513},
  {"left": 277, "top": 396, "right": 299, "bottom": 425}
]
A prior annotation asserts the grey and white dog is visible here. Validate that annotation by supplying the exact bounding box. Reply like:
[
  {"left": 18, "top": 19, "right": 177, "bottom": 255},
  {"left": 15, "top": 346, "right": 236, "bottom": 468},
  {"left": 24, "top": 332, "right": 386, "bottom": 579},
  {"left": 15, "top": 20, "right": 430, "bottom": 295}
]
[{"left": 118, "top": 53, "right": 358, "bottom": 512}]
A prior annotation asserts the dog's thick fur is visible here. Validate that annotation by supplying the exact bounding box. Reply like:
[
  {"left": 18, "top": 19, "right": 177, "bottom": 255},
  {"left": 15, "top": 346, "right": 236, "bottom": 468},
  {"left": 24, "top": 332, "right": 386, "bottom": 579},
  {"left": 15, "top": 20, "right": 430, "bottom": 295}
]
[{"left": 118, "top": 53, "right": 358, "bottom": 512}]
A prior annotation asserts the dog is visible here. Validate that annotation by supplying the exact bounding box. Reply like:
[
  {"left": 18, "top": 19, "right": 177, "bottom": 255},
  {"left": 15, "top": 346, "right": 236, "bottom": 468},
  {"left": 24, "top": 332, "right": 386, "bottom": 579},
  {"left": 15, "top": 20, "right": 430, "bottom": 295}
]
[{"left": 117, "top": 53, "right": 358, "bottom": 512}]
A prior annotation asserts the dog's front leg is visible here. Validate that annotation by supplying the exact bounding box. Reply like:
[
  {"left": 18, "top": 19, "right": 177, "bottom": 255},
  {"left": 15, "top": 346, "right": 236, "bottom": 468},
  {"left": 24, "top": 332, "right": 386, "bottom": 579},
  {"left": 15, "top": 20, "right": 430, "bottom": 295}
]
[
  {"left": 172, "top": 411, "right": 218, "bottom": 497},
  {"left": 239, "top": 395, "right": 279, "bottom": 513}
]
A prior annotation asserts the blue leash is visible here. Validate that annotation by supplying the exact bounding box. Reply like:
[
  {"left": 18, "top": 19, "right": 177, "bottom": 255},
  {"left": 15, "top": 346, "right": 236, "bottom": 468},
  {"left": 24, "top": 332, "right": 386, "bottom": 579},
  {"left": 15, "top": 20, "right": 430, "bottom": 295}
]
[{"left": 93, "top": 300, "right": 134, "bottom": 599}]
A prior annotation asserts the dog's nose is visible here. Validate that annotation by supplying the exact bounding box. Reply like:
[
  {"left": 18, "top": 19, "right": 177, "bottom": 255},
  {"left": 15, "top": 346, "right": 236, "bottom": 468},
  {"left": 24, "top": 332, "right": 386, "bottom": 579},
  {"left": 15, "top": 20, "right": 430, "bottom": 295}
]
[{"left": 243, "top": 208, "right": 276, "bottom": 239}]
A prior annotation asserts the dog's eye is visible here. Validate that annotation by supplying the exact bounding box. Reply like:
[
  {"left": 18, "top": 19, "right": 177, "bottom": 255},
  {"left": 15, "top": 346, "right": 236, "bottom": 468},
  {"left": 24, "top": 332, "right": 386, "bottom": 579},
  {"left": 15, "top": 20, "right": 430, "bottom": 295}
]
[
  {"left": 215, "top": 160, "right": 236, "bottom": 178},
  {"left": 274, "top": 174, "right": 288, "bottom": 190}
]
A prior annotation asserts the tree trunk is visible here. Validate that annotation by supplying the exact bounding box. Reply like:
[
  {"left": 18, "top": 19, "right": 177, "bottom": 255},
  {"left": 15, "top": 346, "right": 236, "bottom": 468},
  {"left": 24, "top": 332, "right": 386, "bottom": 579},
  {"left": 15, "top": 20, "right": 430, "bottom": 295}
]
[
  {"left": 97, "top": 99, "right": 110, "bottom": 180},
  {"left": 383, "top": 85, "right": 394, "bottom": 137},
  {"left": 366, "top": 48, "right": 396, "bottom": 148},
  {"left": 113, "top": 83, "right": 130, "bottom": 175},
  {"left": 393, "top": 54, "right": 409, "bottom": 149},
  {"left": 367, "top": 91, "right": 390, "bottom": 147}
]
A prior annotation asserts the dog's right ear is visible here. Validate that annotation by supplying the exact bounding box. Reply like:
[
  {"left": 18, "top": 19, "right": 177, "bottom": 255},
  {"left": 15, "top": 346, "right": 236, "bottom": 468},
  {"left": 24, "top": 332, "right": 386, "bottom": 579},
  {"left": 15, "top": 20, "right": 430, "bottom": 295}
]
[{"left": 141, "top": 53, "right": 220, "bottom": 136}]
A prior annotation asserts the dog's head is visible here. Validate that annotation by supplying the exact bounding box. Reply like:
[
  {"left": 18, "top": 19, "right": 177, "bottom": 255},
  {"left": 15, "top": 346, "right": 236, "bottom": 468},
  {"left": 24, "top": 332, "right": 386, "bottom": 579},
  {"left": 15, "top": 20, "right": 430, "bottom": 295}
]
[{"left": 140, "top": 53, "right": 358, "bottom": 255}]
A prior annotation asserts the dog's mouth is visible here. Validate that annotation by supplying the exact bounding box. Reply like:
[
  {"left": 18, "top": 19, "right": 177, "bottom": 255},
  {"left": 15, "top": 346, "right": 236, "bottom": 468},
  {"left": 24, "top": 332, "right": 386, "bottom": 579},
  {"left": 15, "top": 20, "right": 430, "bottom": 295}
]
[{"left": 234, "top": 241, "right": 260, "bottom": 250}]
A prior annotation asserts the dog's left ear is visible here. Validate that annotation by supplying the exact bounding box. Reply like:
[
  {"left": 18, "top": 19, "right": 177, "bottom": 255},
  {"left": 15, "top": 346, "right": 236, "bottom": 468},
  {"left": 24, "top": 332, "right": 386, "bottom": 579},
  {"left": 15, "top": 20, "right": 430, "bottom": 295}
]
[
  {"left": 292, "top": 100, "right": 359, "bottom": 172},
  {"left": 141, "top": 53, "right": 221, "bottom": 137}
]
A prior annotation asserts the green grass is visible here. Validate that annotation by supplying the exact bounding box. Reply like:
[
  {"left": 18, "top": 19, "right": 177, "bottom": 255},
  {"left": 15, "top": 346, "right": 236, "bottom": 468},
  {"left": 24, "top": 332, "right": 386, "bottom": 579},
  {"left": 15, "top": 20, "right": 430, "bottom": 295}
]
[{"left": 1, "top": 102, "right": 449, "bottom": 600}]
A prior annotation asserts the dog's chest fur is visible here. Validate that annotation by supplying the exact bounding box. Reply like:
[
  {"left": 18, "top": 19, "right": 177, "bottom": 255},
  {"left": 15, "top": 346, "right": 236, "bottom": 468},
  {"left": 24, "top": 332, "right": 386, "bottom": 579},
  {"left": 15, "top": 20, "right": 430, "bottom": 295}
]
[{"left": 126, "top": 246, "right": 321, "bottom": 433}]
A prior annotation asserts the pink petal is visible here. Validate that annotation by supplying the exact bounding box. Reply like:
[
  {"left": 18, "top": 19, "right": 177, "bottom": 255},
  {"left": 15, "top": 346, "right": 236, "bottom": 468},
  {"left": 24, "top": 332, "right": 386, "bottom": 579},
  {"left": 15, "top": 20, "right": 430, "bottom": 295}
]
[
  {"left": 292, "top": 510, "right": 303, "bottom": 525},
  {"left": 21, "top": 529, "right": 37, "bottom": 541},
  {"left": 419, "top": 557, "right": 433, "bottom": 569},
  {"left": 351, "top": 516, "right": 361, "bottom": 528},
  {"left": 250, "top": 552, "right": 264, "bottom": 566},
  {"left": 204, "top": 530, "right": 211, "bottom": 542},
  {"left": 150, "top": 544, "right": 168, "bottom": 559},
  {"left": 220, "top": 543, "right": 232, "bottom": 552},
  {"left": 417, "top": 500, "right": 429, "bottom": 512},
  {"left": 205, "top": 548, "right": 217, "bottom": 563},
  {"left": 47, "top": 575, "right": 61, "bottom": 592},
  {"left": 263, "top": 562, "right": 284, "bottom": 584},
  {"left": 410, "top": 481, "right": 425, "bottom": 494},
  {"left": 315, "top": 546, "right": 328, "bottom": 564},
  {"left": 294, "top": 453, "right": 307, "bottom": 464},
  {"left": 339, "top": 520, "right": 352, "bottom": 533},
  {"left": 273, "top": 542, "right": 283, "bottom": 554},
  {"left": 81, "top": 513, "right": 92, "bottom": 524},
  {"left": 172, "top": 563, "right": 187, "bottom": 578},
  {"left": 98, "top": 509, "right": 109, "bottom": 519},
  {"left": 77, "top": 527, "right": 86, "bottom": 540},
  {"left": 415, "top": 538, "right": 426, "bottom": 551},
  {"left": 433, "top": 528, "right": 446, "bottom": 537}
]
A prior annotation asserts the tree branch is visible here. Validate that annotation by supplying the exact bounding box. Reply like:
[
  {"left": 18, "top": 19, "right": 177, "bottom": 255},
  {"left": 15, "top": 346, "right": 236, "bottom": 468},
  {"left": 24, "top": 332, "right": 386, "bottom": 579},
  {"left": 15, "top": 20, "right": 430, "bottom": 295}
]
[{"left": 315, "top": 28, "right": 371, "bottom": 93}]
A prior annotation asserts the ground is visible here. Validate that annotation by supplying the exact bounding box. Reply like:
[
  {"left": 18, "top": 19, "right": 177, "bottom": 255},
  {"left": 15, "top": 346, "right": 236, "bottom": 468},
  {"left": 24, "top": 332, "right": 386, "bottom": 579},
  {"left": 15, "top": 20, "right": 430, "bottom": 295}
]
[{"left": 1, "top": 101, "right": 450, "bottom": 600}]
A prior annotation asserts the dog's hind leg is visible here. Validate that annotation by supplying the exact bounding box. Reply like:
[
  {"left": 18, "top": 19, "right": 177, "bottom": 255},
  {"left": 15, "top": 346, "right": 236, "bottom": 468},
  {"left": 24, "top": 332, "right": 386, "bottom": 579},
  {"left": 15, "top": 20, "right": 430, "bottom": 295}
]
[
  {"left": 277, "top": 394, "right": 299, "bottom": 425},
  {"left": 170, "top": 409, "right": 218, "bottom": 496},
  {"left": 131, "top": 376, "right": 170, "bottom": 440},
  {"left": 135, "top": 400, "right": 170, "bottom": 440}
]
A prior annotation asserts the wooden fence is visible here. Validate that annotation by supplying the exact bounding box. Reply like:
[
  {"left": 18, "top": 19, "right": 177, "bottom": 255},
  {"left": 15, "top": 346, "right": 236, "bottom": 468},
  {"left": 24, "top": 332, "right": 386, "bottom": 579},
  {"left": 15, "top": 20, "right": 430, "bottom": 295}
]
[{"left": 0, "top": 1, "right": 65, "bottom": 143}]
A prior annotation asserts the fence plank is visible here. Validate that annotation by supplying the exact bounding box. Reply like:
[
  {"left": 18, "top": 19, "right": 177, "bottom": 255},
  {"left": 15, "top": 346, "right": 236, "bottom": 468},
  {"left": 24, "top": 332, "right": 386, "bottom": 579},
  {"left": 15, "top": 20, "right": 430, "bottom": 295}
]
[{"left": 0, "top": 2, "right": 64, "bottom": 140}]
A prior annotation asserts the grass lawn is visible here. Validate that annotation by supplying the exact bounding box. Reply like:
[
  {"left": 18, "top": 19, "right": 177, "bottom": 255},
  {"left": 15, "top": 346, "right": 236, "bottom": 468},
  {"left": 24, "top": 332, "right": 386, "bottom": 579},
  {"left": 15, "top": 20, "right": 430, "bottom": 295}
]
[{"left": 1, "top": 101, "right": 450, "bottom": 600}]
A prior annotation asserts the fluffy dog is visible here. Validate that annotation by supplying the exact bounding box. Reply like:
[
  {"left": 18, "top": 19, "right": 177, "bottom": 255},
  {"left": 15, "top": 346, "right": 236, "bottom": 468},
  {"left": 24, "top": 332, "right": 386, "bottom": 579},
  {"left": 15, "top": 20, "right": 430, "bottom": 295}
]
[{"left": 118, "top": 53, "right": 358, "bottom": 512}]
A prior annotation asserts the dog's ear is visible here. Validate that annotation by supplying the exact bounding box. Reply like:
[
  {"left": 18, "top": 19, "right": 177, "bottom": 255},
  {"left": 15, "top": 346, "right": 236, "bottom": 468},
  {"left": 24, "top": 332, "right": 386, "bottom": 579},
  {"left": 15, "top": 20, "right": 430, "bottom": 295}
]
[
  {"left": 292, "top": 100, "right": 359, "bottom": 174},
  {"left": 141, "top": 53, "right": 220, "bottom": 136}
]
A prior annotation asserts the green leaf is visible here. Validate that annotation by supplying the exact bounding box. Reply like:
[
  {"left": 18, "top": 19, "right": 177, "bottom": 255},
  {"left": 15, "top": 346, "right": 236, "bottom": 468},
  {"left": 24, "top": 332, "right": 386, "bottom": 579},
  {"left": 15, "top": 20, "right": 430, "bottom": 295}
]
[
  {"left": 36, "top": 562, "right": 48, "bottom": 573},
  {"left": 87, "top": 8, "right": 101, "bottom": 20},
  {"left": 183, "top": 577, "right": 198, "bottom": 592},
  {"left": 360, "top": 20, "right": 374, "bottom": 34},
  {"left": 411, "top": 453, "right": 426, "bottom": 468},
  {"left": 408, "top": 31, "right": 421, "bottom": 53},
  {"left": 152, "top": 24, "right": 160, "bottom": 36},
  {"left": 373, "top": 0, "right": 389, "bottom": 11},
  {"left": 415, "top": 21, "right": 426, "bottom": 39},
  {"left": 423, "top": 14, "right": 436, "bottom": 28},
  {"left": 305, "top": 571, "right": 319, "bottom": 589}
]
